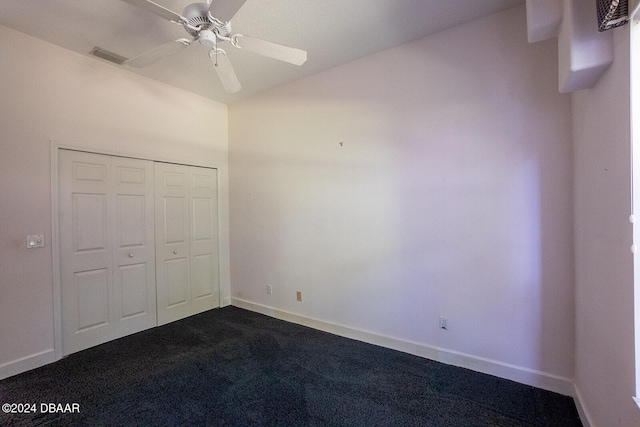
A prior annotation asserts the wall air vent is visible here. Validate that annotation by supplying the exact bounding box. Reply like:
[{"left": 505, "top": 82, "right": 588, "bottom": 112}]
[
  {"left": 597, "top": 0, "right": 629, "bottom": 31},
  {"left": 89, "top": 47, "right": 129, "bottom": 65}
]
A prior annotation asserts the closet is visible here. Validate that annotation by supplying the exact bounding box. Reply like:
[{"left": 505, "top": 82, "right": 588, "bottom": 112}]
[{"left": 58, "top": 150, "right": 219, "bottom": 355}]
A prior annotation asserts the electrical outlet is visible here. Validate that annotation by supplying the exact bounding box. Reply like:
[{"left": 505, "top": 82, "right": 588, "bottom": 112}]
[
  {"left": 267, "top": 285, "right": 273, "bottom": 295},
  {"left": 439, "top": 316, "right": 448, "bottom": 330},
  {"left": 296, "top": 291, "right": 302, "bottom": 301}
]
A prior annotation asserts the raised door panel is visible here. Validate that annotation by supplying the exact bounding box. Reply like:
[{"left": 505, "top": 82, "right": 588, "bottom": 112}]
[
  {"left": 193, "top": 253, "right": 215, "bottom": 300},
  {"left": 116, "top": 263, "right": 149, "bottom": 319},
  {"left": 164, "top": 197, "right": 188, "bottom": 244},
  {"left": 166, "top": 258, "right": 189, "bottom": 307},
  {"left": 69, "top": 193, "right": 111, "bottom": 274},
  {"left": 192, "top": 198, "right": 212, "bottom": 241},
  {"left": 74, "top": 268, "right": 110, "bottom": 331},
  {"left": 116, "top": 195, "right": 146, "bottom": 248},
  {"left": 73, "top": 194, "right": 108, "bottom": 252}
]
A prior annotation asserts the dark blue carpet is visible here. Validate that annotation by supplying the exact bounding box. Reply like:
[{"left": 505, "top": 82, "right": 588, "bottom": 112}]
[{"left": 0, "top": 306, "right": 582, "bottom": 426}]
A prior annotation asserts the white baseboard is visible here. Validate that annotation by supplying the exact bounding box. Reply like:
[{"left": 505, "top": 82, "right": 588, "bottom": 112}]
[
  {"left": 1, "top": 302, "right": 576, "bottom": 403},
  {"left": 221, "top": 297, "right": 232, "bottom": 307},
  {"left": 231, "top": 298, "right": 574, "bottom": 397},
  {"left": 573, "top": 384, "right": 594, "bottom": 427},
  {"left": 0, "top": 349, "right": 56, "bottom": 381}
]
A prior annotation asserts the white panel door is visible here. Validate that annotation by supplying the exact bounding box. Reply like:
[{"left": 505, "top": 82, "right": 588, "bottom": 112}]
[
  {"left": 59, "top": 150, "right": 156, "bottom": 355},
  {"left": 155, "top": 163, "right": 191, "bottom": 325},
  {"left": 111, "top": 156, "right": 157, "bottom": 332},
  {"left": 190, "top": 167, "right": 220, "bottom": 313},
  {"left": 155, "top": 163, "right": 219, "bottom": 325}
]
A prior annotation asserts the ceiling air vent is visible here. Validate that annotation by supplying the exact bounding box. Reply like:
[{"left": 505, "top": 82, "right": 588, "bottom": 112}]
[
  {"left": 89, "top": 47, "right": 128, "bottom": 65},
  {"left": 597, "top": 0, "right": 629, "bottom": 31}
]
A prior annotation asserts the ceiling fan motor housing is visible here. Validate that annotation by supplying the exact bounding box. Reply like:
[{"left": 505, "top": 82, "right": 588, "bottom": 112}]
[{"left": 182, "top": 2, "right": 232, "bottom": 38}]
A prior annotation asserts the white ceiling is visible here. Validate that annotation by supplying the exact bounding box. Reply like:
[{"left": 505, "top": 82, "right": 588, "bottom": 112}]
[{"left": 0, "top": 0, "right": 523, "bottom": 104}]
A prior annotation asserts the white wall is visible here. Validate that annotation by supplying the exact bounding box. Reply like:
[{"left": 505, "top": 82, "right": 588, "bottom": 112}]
[
  {"left": 573, "top": 24, "right": 640, "bottom": 426},
  {"left": 0, "top": 25, "right": 230, "bottom": 376},
  {"left": 229, "top": 5, "right": 575, "bottom": 387}
]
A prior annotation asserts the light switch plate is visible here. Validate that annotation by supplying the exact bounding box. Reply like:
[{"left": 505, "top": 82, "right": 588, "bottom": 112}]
[{"left": 27, "top": 235, "right": 44, "bottom": 248}]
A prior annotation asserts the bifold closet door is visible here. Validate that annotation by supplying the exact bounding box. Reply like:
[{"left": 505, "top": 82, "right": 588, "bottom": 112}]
[
  {"left": 155, "top": 163, "right": 219, "bottom": 325},
  {"left": 59, "top": 150, "right": 156, "bottom": 355}
]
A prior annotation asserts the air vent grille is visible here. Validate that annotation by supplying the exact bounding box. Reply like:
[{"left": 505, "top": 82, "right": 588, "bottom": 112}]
[
  {"left": 89, "top": 47, "right": 128, "bottom": 65},
  {"left": 597, "top": 0, "right": 629, "bottom": 32}
]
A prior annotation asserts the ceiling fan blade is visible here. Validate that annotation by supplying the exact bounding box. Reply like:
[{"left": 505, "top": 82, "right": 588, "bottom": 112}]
[
  {"left": 120, "top": 0, "right": 185, "bottom": 22},
  {"left": 125, "top": 39, "right": 191, "bottom": 68},
  {"left": 210, "top": 49, "right": 241, "bottom": 93},
  {"left": 207, "top": 0, "right": 247, "bottom": 22},
  {"left": 234, "top": 35, "right": 307, "bottom": 65}
]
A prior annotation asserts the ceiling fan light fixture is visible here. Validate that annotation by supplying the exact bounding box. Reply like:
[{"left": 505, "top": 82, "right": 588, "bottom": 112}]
[{"left": 198, "top": 29, "right": 217, "bottom": 48}]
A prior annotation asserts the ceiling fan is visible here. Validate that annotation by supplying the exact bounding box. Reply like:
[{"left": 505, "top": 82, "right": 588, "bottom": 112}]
[{"left": 120, "top": 0, "right": 307, "bottom": 93}]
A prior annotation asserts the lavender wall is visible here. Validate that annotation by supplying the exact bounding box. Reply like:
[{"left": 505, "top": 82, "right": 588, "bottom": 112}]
[{"left": 229, "top": 6, "right": 575, "bottom": 386}]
